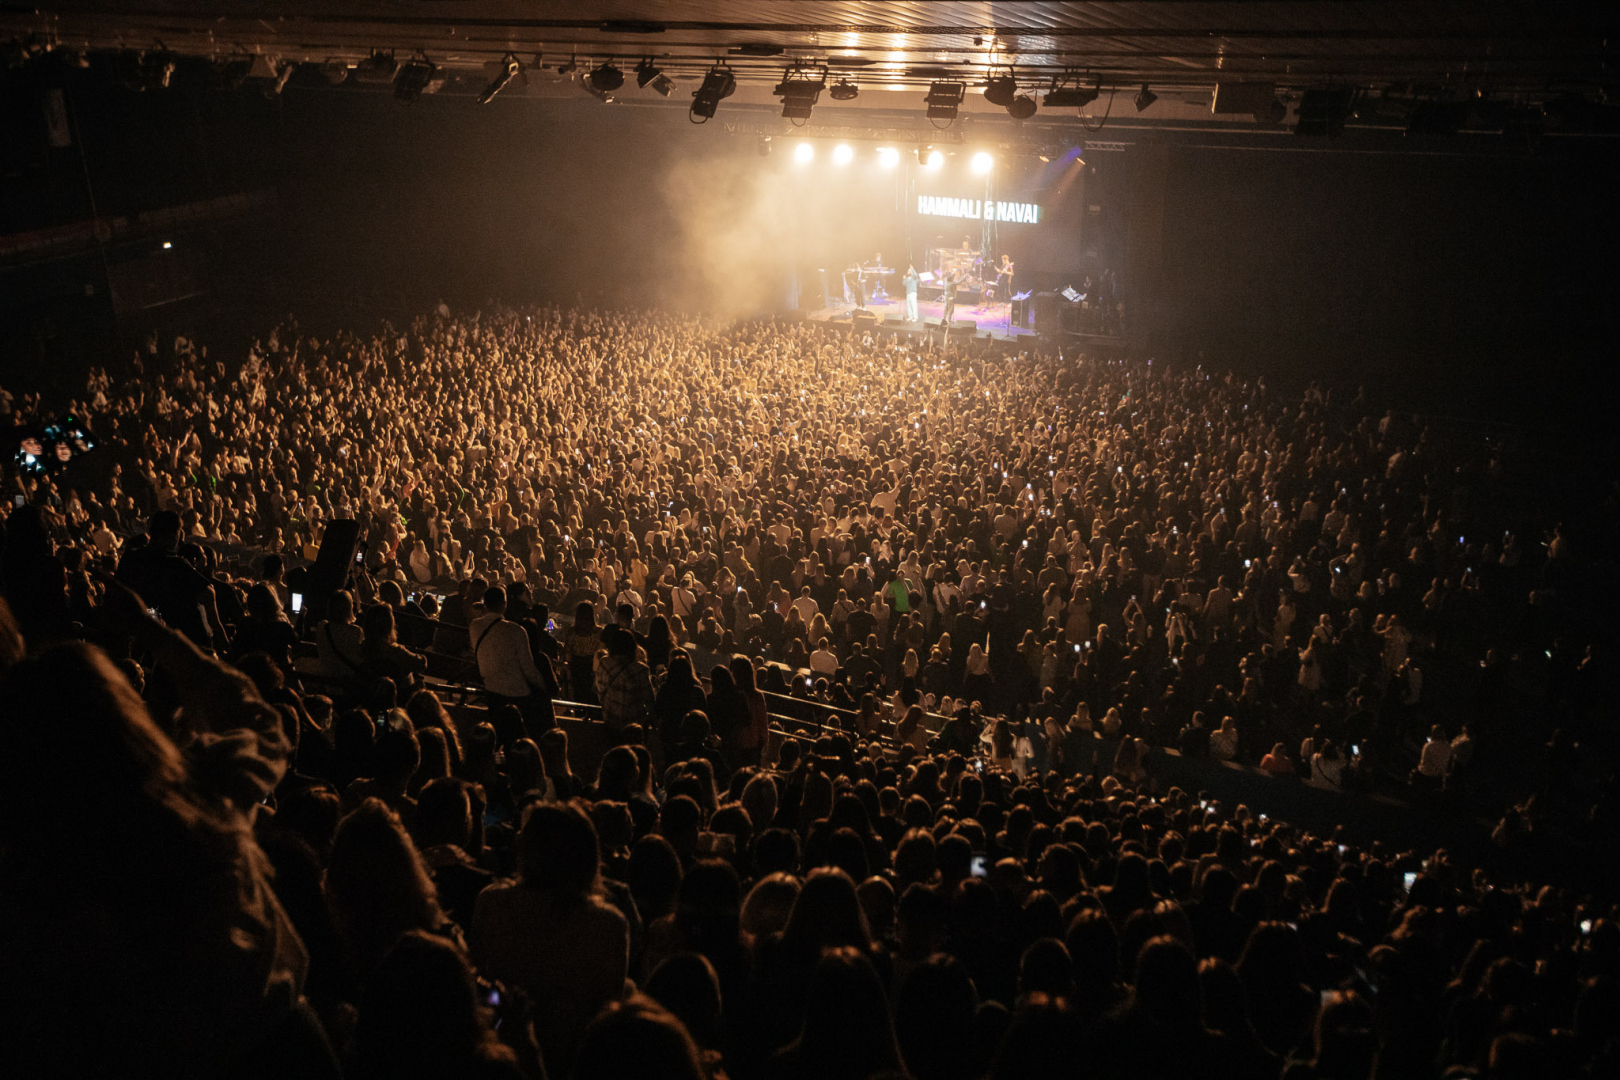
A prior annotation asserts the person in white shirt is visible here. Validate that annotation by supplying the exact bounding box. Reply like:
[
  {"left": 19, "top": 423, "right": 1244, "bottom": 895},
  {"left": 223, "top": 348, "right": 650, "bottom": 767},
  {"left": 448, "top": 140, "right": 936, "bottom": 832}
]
[
  {"left": 809, "top": 638, "right": 840, "bottom": 679},
  {"left": 470, "top": 586, "right": 557, "bottom": 740},
  {"left": 1414, "top": 725, "right": 1451, "bottom": 789},
  {"left": 91, "top": 520, "right": 120, "bottom": 556},
  {"left": 791, "top": 586, "right": 819, "bottom": 626},
  {"left": 670, "top": 573, "right": 698, "bottom": 623},
  {"left": 1311, "top": 741, "right": 1345, "bottom": 788},
  {"left": 408, "top": 539, "right": 435, "bottom": 584},
  {"left": 614, "top": 585, "right": 644, "bottom": 618}
]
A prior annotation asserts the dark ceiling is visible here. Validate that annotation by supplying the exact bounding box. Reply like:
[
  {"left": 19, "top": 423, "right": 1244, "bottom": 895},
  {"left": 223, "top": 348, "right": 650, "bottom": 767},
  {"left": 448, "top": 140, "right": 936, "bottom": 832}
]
[{"left": 3, "top": 2, "right": 1617, "bottom": 134}]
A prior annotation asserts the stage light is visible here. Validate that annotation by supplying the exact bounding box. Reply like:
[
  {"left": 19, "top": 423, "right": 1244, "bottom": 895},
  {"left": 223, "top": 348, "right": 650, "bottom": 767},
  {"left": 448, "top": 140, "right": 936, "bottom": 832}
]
[
  {"left": 263, "top": 60, "right": 295, "bottom": 98},
  {"left": 353, "top": 50, "right": 397, "bottom": 85},
  {"left": 971, "top": 151, "right": 994, "bottom": 174},
  {"left": 689, "top": 64, "right": 736, "bottom": 122},
  {"left": 321, "top": 58, "right": 350, "bottom": 85},
  {"left": 925, "top": 81, "right": 965, "bottom": 123},
  {"left": 394, "top": 54, "right": 436, "bottom": 104},
  {"left": 635, "top": 58, "right": 673, "bottom": 97},
  {"left": 794, "top": 141, "right": 815, "bottom": 164},
  {"left": 1044, "top": 82, "right": 1100, "bottom": 109},
  {"left": 758, "top": 135, "right": 772, "bottom": 157},
  {"left": 877, "top": 147, "right": 899, "bottom": 168},
  {"left": 983, "top": 74, "right": 1018, "bottom": 108},
  {"left": 162, "top": 241, "right": 172, "bottom": 249},
  {"left": 774, "top": 67, "right": 826, "bottom": 122},
  {"left": 833, "top": 143, "right": 854, "bottom": 165},
  {"left": 1134, "top": 84, "right": 1157, "bottom": 112},
  {"left": 923, "top": 149, "right": 944, "bottom": 170},
  {"left": 117, "top": 49, "right": 176, "bottom": 92},
  {"left": 829, "top": 79, "right": 859, "bottom": 101},
  {"left": 477, "top": 54, "right": 521, "bottom": 104},
  {"left": 1008, "top": 94, "right": 1037, "bottom": 120},
  {"left": 587, "top": 62, "right": 624, "bottom": 93}
]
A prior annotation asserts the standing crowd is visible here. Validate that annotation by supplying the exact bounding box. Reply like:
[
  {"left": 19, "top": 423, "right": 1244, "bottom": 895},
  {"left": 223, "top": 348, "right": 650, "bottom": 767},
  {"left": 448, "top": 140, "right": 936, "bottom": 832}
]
[{"left": 0, "top": 304, "right": 1614, "bottom": 1079}]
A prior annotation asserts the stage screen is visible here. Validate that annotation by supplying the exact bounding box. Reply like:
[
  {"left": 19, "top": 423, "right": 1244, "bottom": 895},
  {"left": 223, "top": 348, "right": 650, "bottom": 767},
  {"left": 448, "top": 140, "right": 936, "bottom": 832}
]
[{"left": 907, "top": 148, "right": 1087, "bottom": 284}]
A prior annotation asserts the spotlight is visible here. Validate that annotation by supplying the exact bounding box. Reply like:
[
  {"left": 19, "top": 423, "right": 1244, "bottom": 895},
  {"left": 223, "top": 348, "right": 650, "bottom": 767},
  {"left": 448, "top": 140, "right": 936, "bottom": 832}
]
[
  {"left": 983, "top": 74, "right": 1017, "bottom": 108},
  {"left": 833, "top": 143, "right": 854, "bottom": 165},
  {"left": 877, "top": 147, "right": 899, "bottom": 169},
  {"left": 265, "top": 61, "right": 295, "bottom": 98},
  {"left": 922, "top": 148, "right": 944, "bottom": 170},
  {"left": 393, "top": 54, "right": 436, "bottom": 103},
  {"left": 829, "top": 79, "right": 859, "bottom": 101},
  {"left": 774, "top": 67, "right": 826, "bottom": 122},
  {"left": 971, "top": 151, "right": 994, "bottom": 174},
  {"left": 148, "top": 52, "right": 177, "bottom": 90},
  {"left": 478, "top": 54, "right": 521, "bottom": 104},
  {"left": 1008, "top": 94, "right": 1037, "bottom": 120},
  {"left": 1134, "top": 84, "right": 1157, "bottom": 112},
  {"left": 794, "top": 141, "right": 815, "bottom": 164},
  {"left": 758, "top": 135, "right": 772, "bottom": 157},
  {"left": 689, "top": 64, "right": 736, "bottom": 122},
  {"left": 117, "top": 50, "right": 176, "bottom": 92},
  {"left": 586, "top": 62, "right": 624, "bottom": 93},
  {"left": 925, "top": 81, "right": 965, "bottom": 123},
  {"left": 353, "top": 50, "right": 397, "bottom": 84},
  {"left": 321, "top": 58, "right": 350, "bottom": 85},
  {"left": 635, "top": 58, "right": 673, "bottom": 97},
  {"left": 1044, "top": 81, "right": 1100, "bottom": 109}
]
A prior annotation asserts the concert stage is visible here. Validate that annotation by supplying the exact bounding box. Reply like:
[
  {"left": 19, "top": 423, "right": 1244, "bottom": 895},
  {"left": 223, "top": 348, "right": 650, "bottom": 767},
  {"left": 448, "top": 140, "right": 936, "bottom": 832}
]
[{"left": 807, "top": 294, "right": 1041, "bottom": 343}]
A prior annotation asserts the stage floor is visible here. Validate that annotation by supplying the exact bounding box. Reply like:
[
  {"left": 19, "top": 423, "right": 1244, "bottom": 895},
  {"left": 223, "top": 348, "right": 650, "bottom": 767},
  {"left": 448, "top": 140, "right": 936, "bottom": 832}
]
[{"left": 808, "top": 294, "right": 1041, "bottom": 342}]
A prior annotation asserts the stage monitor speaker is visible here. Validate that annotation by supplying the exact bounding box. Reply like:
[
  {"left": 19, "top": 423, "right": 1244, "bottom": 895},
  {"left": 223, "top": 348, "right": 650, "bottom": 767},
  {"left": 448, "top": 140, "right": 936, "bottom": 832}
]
[
  {"left": 302, "top": 518, "right": 362, "bottom": 621},
  {"left": 950, "top": 320, "right": 976, "bottom": 332},
  {"left": 1033, "top": 292, "right": 1062, "bottom": 334}
]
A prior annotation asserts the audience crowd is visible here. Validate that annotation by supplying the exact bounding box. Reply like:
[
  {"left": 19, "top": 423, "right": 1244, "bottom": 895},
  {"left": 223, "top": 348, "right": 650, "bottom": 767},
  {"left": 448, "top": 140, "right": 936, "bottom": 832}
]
[{"left": 1, "top": 305, "right": 1615, "bottom": 1079}]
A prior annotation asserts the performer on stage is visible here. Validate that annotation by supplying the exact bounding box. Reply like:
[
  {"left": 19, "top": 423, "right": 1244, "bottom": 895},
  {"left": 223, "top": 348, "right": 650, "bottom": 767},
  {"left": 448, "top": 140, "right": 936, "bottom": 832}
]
[
  {"left": 995, "top": 253, "right": 1015, "bottom": 299},
  {"left": 942, "top": 271, "right": 958, "bottom": 326},
  {"left": 903, "top": 264, "right": 919, "bottom": 322},
  {"left": 844, "top": 266, "right": 866, "bottom": 309}
]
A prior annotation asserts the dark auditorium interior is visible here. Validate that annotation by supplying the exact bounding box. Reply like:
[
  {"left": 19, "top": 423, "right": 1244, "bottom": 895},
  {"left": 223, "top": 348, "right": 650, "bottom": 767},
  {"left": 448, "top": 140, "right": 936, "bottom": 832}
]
[{"left": 1, "top": 3, "right": 1618, "bottom": 1079}]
